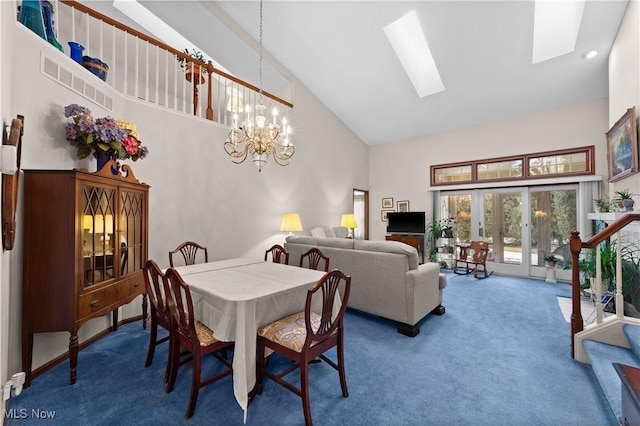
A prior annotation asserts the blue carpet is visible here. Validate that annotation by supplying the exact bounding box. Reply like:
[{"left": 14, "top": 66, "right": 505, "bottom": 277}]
[{"left": 7, "top": 273, "right": 616, "bottom": 425}]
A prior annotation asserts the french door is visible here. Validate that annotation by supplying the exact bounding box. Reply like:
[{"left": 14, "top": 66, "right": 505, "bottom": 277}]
[{"left": 439, "top": 185, "right": 577, "bottom": 277}]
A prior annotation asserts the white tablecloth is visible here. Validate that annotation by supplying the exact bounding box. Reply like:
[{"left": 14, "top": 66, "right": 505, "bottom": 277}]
[{"left": 175, "top": 258, "right": 328, "bottom": 420}]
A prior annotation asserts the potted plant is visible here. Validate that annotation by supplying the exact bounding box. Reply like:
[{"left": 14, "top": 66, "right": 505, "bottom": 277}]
[
  {"left": 615, "top": 188, "right": 636, "bottom": 212},
  {"left": 426, "top": 221, "right": 442, "bottom": 262},
  {"left": 543, "top": 254, "right": 557, "bottom": 268},
  {"left": 176, "top": 48, "right": 209, "bottom": 84},
  {"left": 594, "top": 195, "right": 611, "bottom": 213}
]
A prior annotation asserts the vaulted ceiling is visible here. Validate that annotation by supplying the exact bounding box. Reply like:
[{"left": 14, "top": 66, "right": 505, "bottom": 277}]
[{"left": 89, "top": 1, "right": 629, "bottom": 145}]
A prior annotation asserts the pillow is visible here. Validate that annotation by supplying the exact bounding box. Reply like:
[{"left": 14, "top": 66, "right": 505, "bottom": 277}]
[
  {"left": 321, "top": 225, "right": 337, "bottom": 238},
  {"left": 333, "top": 226, "right": 348, "bottom": 238},
  {"left": 310, "top": 227, "right": 327, "bottom": 238}
]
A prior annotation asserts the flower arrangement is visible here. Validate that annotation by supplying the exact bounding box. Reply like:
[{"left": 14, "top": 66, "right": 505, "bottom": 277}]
[{"left": 64, "top": 104, "right": 149, "bottom": 161}]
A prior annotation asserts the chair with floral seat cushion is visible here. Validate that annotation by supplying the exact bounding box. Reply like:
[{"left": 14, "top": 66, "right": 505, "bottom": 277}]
[
  {"left": 265, "top": 244, "right": 290, "bottom": 265},
  {"left": 164, "top": 267, "right": 234, "bottom": 419},
  {"left": 142, "top": 259, "right": 172, "bottom": 382},
  {"left": 168, "top": 241, "right": 208, "bottom": 267},
  {"left": 299, "top": 247, "right": 330, "bottom": 272},
  {"left": 256, "top": 269, "right": 351, "bottom": 426}
]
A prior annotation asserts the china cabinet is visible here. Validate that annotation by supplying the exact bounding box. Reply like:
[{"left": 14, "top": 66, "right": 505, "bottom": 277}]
[{"left": 22, "top": 163, "right": 149, "bottom": 387}]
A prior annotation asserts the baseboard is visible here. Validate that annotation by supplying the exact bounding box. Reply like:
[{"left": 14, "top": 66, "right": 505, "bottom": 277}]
[{"left": 30, "top": 314, "right": 145, "bottom": 382}]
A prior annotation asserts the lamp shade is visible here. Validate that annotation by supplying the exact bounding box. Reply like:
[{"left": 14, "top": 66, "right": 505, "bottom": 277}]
[
  {"left": 341, "top": 213, "right": 358, "bottom": 228},
  {"left": 280, "top": 213, "right": 303, "bottom": 233},
  {"left": 226, "top": 94, "right": 244, "bottom": 113}
]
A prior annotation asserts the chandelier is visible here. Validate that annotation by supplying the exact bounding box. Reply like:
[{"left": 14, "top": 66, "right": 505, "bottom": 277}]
[{"left": 223, "top": 0, "right": 294, "bottom": 172}]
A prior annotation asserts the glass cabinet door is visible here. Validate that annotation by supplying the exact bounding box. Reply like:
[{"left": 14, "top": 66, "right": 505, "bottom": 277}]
[
  {"left": 119, "top": 189, "right": 145, "bottom": 276},
  {"left": 82, "top": 185, "right": 116, "bottom": 287}
]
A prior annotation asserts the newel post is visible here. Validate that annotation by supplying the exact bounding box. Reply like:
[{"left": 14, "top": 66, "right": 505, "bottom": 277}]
[{"left": 569, "top": 230, "right": 584, "bottom": 358}]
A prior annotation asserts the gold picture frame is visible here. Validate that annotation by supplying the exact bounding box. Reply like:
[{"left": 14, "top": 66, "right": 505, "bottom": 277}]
[
  {"left": 381, "top": 209, "right": 394, "bottom": 221},
  {"left": 382, "top": 197, "right": 393, "bottom": 208},
  {"left": 606, "top": 106, "right": 638, "bottom": 182}
]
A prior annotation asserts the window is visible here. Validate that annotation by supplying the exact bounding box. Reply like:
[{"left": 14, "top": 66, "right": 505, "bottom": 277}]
[{"left": 431, "top": 146, "right": 594, "bottom": 186}]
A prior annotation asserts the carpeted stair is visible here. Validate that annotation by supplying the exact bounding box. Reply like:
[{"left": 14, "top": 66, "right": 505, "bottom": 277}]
[{"left": 583, "top": 323, "right": 640, "bottom": 422}]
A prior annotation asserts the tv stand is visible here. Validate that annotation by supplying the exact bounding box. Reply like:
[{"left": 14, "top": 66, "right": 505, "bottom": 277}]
[{"left": 385, "top": 233, "right": 425, "bottom": 264}]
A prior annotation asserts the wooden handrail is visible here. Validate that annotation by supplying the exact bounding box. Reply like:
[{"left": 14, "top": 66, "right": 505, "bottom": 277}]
[
  {"left": 569, "top": 213, "right": 640, "bottom": 358},
  {"left": 59, "top": 0, "right": 293, "bottom": 109}
]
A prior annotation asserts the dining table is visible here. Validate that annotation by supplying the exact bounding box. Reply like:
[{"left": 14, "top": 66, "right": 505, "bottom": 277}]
[{"left": 173, "top": 257, "right": 334, "bottom": 421}]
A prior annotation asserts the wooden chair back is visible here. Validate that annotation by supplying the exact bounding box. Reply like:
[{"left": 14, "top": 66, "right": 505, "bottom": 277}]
[
  {"left": 169, "top": 241, "right": 208, "bottom": 267},
  {"left": 142, "top": 259, "right": 171, "bottom": 378},
  {"left": 164, "top": 267, "right": 233, "bottom": 419},
  {"left": 143, "top": 259, "right": 170, "bottom": 326},
  {"left": 299, "top": 247, "right": 330, "bottom": 272},
  {"left": 303, "top": 269, "right": 351, "bottom": 349},
  {"left": 265, "top": 244, "right": 289, "bottom": 264},
  {"left": 454, "top": 241, "right": 492, "bottom": 279}
]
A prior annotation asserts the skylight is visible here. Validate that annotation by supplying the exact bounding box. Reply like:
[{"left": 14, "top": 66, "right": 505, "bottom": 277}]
[
  {"left": 532, "top": 0, "right": 585, "bottom": 64},
  {"left": 383, "top": 11, "right": 444, "bottom": 98}
]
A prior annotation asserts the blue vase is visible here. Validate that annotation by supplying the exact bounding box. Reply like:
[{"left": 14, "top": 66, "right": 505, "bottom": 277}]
[
  {"left": 96, "top": 150, "right": 117, "bottom": 174},
  {"left": 82, "top": 56, "right": 109, "bottom": 82},
  {"left": 68, "top": 42, "right": 84, "bottom": 63},
  {"left": 40, "top": 0, "right": 63, "bottom": 52},
  {"left": 18, "top": 0, "right": 47, "bottom": 42}
]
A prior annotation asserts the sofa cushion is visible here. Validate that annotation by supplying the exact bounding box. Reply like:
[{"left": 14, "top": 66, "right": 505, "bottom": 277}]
[
  {"left": 333, "top": 226, "right": 349, "bottom": 238},
  {"left": 286, "top": 235, "right": 319, "bottom": 246},
  {"left": 317, "top": 238, "right": 355, "bottom": 250},
  {"left": 310, "top": 227, "right": 327, "bottom": 238},
  {"left": 321, "top": 225, "right": 337, "bottom": 238},
  {"left": 354, "top": 240, "right": 419, "bottom": 270}
]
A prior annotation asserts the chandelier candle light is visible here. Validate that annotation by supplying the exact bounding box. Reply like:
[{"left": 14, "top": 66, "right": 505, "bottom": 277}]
[{"left": 223, "top": 0, "right": 294, "bottom": 172}]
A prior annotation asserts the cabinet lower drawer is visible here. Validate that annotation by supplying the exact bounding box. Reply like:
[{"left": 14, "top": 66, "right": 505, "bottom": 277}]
[
  {"left": 117, "top": 275, "right": 145, "bottom": 301},
  {"left": 79, "top": 275, "right": 144, "bottom": 319},
  {"left": 79, "top": 284, "right": 118, "bottom": 318}
]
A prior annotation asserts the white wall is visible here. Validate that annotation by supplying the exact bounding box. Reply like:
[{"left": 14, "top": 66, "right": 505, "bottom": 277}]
[
  {"left": 2, "top": 5, "right": 368, "bottom": 380},
  {"left": 368, "top": 98, "right": 609, "bottom": 241},
  {"left": 609, "top": 0, "right": 640, "bottom": 199}
]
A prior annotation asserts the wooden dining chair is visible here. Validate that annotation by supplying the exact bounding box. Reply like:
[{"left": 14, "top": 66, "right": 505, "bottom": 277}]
[
  {"left": 265, "top": 244, "right": 289, "bottom": 264},
  {"left": 168, "top": 241, "right": 208, "bottom": 267},
  {"left": 164, "top": 267, "right": 233, "bottom": 419},
  {"left": 299, "top": 248, "right": 330, "bottom": 272},
  {"left": 142, "top": 259, "right": 171, "bottom": 383},
  {"left": 256, "top": 269, "right": 351, "bottom": 426}
]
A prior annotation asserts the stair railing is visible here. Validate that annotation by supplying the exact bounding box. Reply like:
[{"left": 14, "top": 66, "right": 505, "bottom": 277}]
[
  {"left": 570, "top": 213, "right": 640, "bottom": 358},
  {"left": 39, "top": 0, "right": 293, "bottom": 124}
]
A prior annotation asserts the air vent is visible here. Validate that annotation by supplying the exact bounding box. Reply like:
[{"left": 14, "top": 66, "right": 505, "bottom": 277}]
[{"left": 41, "top": 53, "right": 114, "bottom": 112}]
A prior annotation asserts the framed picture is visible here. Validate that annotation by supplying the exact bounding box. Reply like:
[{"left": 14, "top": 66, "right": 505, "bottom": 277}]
[
  {"left": 382, "top": 197, "right": 393, "bottom": 208},
  {"left": 606, "top": 106, "right": 638, "bottom": 182},
  {"left": 381, "top": 209, "right": 394, "bottom": 221},
  {"left": 397, "top": 200, "right": 409, "bottom": 212}
]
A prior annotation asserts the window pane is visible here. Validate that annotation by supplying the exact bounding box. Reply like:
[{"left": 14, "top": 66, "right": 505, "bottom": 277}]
[{"left": 530, "top": 189, "right": 576, "bottom": 268}]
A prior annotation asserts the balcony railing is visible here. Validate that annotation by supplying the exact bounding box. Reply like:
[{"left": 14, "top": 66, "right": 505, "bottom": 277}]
[
  {"left": 570, "top": 213, "right": 640, "bottom": 357},
  {"left": 26, "top": 0, "right": 292, "bottom": 125}
]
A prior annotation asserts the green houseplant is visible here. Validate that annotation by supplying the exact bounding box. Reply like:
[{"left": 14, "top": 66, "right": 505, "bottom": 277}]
[
  {"left": 615, "top": 188, "right": 636, "bottom": 212},
  {"left": 594, "top": 195, "right": 611, "bottom": 213},
  {"left": 543, "top": 254, "right": 557, "bottom": 268},
  {"left": 176, "top": 48, "right": 209, "bottom": 85},
  {"left": 426, "top": 221, "right": 442, "bottom": 262}
]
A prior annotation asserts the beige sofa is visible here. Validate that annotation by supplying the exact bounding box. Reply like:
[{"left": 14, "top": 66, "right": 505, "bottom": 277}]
[{"left": 284, "top": 236, "right": 447, "bottom": 336}]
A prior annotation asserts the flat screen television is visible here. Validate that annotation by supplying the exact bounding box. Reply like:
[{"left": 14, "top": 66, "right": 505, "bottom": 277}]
[{"left": 386, "top": 212, "right": 426, "bottom": 234}]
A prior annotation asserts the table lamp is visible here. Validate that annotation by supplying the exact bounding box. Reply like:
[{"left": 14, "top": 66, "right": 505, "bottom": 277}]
[
  {"left": 280, "top": 213, "right": 303, "bottom": 235},
  {"left": 341, "top": 213, "right": 358, "bottom": 238}
]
